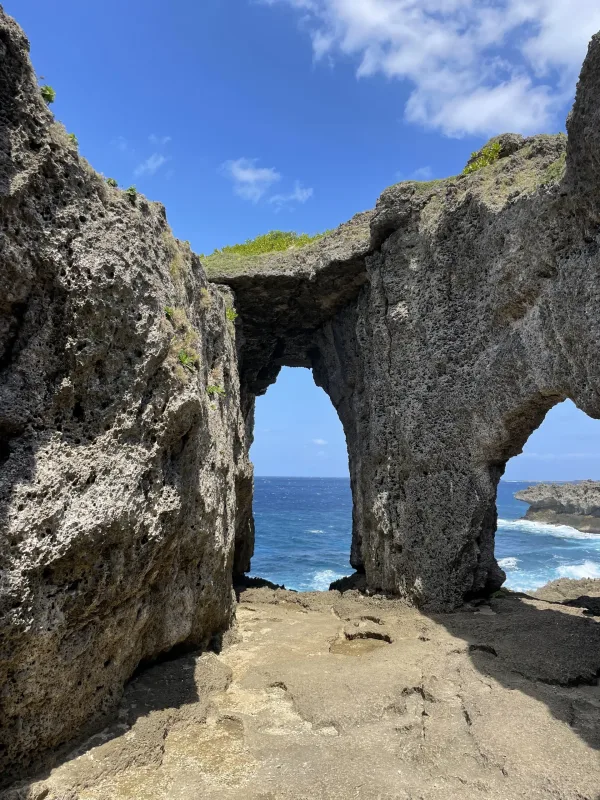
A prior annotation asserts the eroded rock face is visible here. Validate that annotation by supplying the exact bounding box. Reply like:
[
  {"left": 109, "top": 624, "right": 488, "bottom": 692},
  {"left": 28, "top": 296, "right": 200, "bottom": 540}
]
[
  {"left": 214, "top": 37, "right": 600, "bottom": 610},
  {"left": 0, "top": 9, "right": 250, "bottom": 785},
  {"left": 516, "top": 481, "right": 600, "bottom": 532}
]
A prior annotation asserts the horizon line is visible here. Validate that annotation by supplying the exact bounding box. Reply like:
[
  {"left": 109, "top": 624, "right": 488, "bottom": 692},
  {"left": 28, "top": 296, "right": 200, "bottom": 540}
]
[{"left": 253, "top": 475, "right": 596, "bottom": 481}]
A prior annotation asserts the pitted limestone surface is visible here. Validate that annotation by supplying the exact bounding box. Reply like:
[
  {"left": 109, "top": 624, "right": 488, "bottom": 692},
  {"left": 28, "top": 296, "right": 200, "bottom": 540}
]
[{"left": 516, "top": 480, "right": 600, "bottom": 532}]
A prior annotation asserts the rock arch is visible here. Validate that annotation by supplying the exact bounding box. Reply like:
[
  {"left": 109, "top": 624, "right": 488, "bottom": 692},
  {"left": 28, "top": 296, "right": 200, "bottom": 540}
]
[{"left": 212, "top": 37, "right": 600, "bottom": 609}]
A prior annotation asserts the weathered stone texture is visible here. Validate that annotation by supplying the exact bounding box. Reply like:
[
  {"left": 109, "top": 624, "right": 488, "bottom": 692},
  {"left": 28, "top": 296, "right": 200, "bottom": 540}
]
[{"left": 0, "top": 8, "right": 249, "bottom": 784}]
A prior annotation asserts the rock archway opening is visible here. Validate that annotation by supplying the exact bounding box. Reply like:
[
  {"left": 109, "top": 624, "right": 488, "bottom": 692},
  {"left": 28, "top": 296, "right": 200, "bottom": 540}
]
[
  {"left": 243, "top": 366, "right": 354, "bottom": 591},
  {"left": 495, "top": 399, "right": 600, "bottom": 594}
]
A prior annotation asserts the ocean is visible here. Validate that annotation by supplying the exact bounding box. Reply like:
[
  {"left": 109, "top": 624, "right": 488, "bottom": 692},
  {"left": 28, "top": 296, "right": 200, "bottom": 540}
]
[{"left": 250, "top": 477, "right": 600, "bottom": 593}]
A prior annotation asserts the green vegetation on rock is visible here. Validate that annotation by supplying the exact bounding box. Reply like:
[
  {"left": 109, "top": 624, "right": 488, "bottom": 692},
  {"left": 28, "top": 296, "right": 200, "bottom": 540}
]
[
  {"left": 207, "top": 384, "right": 226, "bottom": 397},
  {"left": 125, "top": 185, "right": 137, "bottom": 203},
  {"left": 164, "top": 306, "right": 200, "bottom": 379},
  {"left": 200, "top": 229, "right": 331, "bottom": 274},
  {"left": 67, "top": 133, "right": 78, "bottom": 147},
  {"left": 177, "top": 349, "right": 198, "bottom": 372},
  {"left": 40, "top": 84, "right": 56, "bottom": 104},
  {"left": 542, "top": 152, "right": 567, "bottom": 185},
  {"left": 162, "top": 231, "right": 186, "bottom": 281},
  {"left": 106, "top": 177, "right": 118, "bottom": 188},
  {"left": 462, "top": 142, "right": 502, "bottom": 175},
  {"left": 411, "top": 178, "right": 445, "bottom": 192},
  {"left": 200, "top": 287, "right": 211, "bottom": 308}
]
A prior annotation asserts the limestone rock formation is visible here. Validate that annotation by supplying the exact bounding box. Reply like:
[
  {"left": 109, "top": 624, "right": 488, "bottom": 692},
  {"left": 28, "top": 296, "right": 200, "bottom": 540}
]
[
  {"left": 0, "top": 8, "right": 250, "bottom": 785},
  {"left": 516, "top": 481, "right": 600, "bottom": 532},
  {"left": 214, "top": 38, "right": 600, "bottom": 612},
  {"left": 4, "top": 2, "right": 600, "bottom": 787}
]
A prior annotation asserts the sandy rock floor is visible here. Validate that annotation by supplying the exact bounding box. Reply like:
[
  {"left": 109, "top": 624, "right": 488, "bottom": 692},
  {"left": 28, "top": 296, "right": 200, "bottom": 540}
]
[{"left": 3, "top": 585, "right": 600, "bottom": 800}]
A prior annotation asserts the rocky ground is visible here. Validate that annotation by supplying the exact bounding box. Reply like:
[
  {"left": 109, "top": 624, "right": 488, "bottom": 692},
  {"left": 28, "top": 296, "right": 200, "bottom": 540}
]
[{"left": 3, "top": 581, "right": 599, "bottom": 800}]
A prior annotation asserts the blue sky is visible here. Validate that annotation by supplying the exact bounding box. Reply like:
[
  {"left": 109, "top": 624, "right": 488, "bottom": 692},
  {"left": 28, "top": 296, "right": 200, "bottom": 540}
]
[
  {"left": 7, "top": 0, "right": 600, "bottom": 479},
  {"left": 252, "top": 370, "right": 600, "bottom": 480}
]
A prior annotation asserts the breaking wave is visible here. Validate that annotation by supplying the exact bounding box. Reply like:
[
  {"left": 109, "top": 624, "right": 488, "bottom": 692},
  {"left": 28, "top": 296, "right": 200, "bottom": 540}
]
[
  {"left": 498, "top": 518, "right": 599, "bottom": 540},
  {"left": 310, "top": 569, "right": 345, "bottom": 591},
  {"left": 556, "top": 561, "right": 600, "bottom": 579}
]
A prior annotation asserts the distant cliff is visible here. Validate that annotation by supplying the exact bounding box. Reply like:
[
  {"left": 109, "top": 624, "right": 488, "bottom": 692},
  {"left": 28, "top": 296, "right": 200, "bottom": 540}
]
[{"left": 515, "top": 481, "right": 600, "bottom": 533}]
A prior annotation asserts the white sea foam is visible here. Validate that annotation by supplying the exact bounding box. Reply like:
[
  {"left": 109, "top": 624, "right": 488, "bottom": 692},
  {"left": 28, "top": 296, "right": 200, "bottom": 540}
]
[
  {"left": 556, "top": 561, "right": 600, "bottom": 580},
  {"left": 311, "top": 569, "right": 344, "bottom": 591},
  {"left": 505, "top": 575, "right": 552, "bottom": 593},
  {"left": 497, "top": 518, "right": 600, "bottom": 540},
  {"left": 307, "top": 529, "right": 325, "bottom": 534},
  {"left": 498, "top": 556, "right": 519, "bottom": 570}
]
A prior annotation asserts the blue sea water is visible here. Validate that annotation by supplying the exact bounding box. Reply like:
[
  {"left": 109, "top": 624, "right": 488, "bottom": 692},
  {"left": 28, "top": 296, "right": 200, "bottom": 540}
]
[{"left": 250, "top": 477, "right": 600, "bottom": 592}]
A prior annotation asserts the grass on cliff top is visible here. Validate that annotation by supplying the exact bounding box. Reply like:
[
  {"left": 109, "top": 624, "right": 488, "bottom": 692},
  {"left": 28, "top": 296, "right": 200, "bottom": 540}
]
[{"left": 200, "top": 229, "right": 331, "bottom": 275}]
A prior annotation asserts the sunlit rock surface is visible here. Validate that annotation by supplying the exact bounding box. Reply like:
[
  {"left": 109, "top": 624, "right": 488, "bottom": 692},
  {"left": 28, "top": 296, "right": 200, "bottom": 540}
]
[{"left": 4, "top": 586, "right": 599, "bottom": 800}]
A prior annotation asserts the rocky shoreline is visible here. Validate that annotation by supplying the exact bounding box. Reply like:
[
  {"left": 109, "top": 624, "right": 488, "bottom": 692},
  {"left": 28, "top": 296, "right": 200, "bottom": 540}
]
[{"left": 515, "top": 481, "right": 600, "bottom": 533}]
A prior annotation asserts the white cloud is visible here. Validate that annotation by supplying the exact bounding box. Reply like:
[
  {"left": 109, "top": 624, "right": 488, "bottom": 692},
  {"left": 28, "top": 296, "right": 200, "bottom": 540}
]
[
  {"left": 134, "top": 153, "right": 168, "bottom": 177},
  {"left": 112, "top": 136, "right": 129, "bottom": 153},
  {"left": 269, "top": 181, "right": 314, "bottom": 209},
  {"left": 222, "top": 158, "right": 281, "bottom": 202},
  {"left": 312, "top": 438, "right": 328, "bottom": 445},
  {"left": 149, "top": 134, "right": 172, "bottom": 146},
  {"left": 263, "top": 0, "right": 600, "bottom": 136},
  {"left": 397, "top": 165, "right": 433, "bottom": 181},
  {"left": 410, "top": 166, "right": 433, "bottom": 180}
]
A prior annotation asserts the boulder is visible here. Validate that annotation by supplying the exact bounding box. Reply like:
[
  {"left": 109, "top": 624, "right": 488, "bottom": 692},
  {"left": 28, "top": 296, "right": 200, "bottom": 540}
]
[{"left": 0, "top": 8, "right": 250, "bottom": 784}]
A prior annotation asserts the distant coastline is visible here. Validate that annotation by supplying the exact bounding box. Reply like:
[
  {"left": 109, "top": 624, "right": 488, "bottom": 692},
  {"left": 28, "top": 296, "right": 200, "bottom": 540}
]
[{"left": 515, "top": 481, "right": 600, "bottom": 534}]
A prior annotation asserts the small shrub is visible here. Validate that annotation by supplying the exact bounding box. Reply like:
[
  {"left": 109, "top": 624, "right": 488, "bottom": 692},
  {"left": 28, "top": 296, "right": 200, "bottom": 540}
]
[
  {"left": 106, "top": 177, "right": 118, "bottom": 188},
  {"left": 164, "top": 306, "right": 175, "bottom": 320},
  {"left": 125, "top": 185, "right": 138, "bottom": 203},
  {"left": 67, "top": 133, "right": 78, "bottom": 147},
  {"left": 207, "top": 384, "right": 226, "bottom": 397},
  {"left": 462, "top": 142, "right": 502, "bottom": 175},
  {"left": 178, "top": 349, "right": 198, "bottom": 371},
  {"left": 225, "top": 306, "right": 238, "bottom": 322},
  {"left": 40, "top": 85, "right": 56, "bottom": 105}
]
